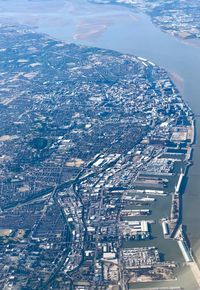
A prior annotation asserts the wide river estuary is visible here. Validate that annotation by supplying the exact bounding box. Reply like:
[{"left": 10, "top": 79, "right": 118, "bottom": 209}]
[{"left": 1, "top": 0, "right": 200, "bottom": 288}]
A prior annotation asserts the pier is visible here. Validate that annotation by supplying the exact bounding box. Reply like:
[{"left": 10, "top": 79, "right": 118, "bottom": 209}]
[
  {"left": 176, "top": 227, "right": 200, "bottom": 289},
  {"left": 169, "top": 170, "right": 185, "bottom": 237}
]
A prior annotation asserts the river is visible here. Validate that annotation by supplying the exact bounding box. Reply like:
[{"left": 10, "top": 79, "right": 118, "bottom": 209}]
[{"left": 1, "top": 0, "right": 200, "bottom": 288}]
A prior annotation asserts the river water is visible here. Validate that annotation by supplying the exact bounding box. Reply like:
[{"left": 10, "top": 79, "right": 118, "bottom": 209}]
[{"left": 1, "top": 0, "right": 200, "bottom": 288}]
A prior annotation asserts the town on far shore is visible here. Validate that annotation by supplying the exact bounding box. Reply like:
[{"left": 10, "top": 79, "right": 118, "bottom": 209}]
[{"left": 91, "top": 0, "right": 200, "bottom": 40}]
